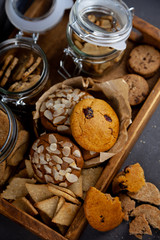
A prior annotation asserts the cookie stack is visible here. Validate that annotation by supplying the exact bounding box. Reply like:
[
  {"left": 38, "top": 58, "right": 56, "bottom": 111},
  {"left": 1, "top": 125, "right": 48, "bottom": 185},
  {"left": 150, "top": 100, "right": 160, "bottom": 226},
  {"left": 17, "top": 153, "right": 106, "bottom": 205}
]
[{"left": 123, "top": 44, "right": 160, "bottom": 106}]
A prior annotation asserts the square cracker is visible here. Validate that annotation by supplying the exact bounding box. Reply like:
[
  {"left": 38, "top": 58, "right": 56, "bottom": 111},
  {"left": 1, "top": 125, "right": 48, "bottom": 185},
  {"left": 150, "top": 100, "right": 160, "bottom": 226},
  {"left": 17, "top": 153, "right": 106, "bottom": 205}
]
[
  {"left": 68, "top": 175, "right": 83, "bottom": 198},
  {"left": 48, "top": 184, "right": 81, "bottom": 205},
  {"left": 7, "top": 130, "right": 29, "bottom": 166},
  {"left": 12, "top": 197, "right": 38, "bottom": 216},
  {"left": 1, "top": 177, "right": 36, "bottom": 200},
  {"left": 48, "top": 183, "right": 76, "bottom": 198},
  {"left": 35, "top": 196, "right": 59, "bottom": 219},
  {"left": 25, "top": 183, "right": 53, "bottom": 203},
  {"left": 0, "top": 165, "right": 13, "bottom": 186},
  {"left": 52, "top": 202, "right": 80, "bottom": 226},
  {"left": 54, "top": 197, "right": 65, "bottom": 216},
  {"left": 25, "top": 159, "right": 34, "bottom": 178},
  {"left": 82, "top": 167, "right": 103, "bottom": 192}
]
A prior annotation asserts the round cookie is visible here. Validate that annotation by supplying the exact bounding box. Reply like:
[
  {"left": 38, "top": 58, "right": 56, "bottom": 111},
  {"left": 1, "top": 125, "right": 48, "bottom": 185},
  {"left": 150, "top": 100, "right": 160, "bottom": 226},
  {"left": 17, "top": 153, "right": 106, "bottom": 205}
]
[
  {"left": 123, "top": 74, "right": 149, "bottom": 106},
  {"left": 128, "top": 45, "right": 160, "bottom": 78},
  {"left": 30, "top": 133, "right": 84, "bottom": 187},
  {"left": 39, "top": 87, "right": 94, "bottom": 135},
  {"left": 70, "top": 98, "right": 119, "bottom": 152},
  {"left": 84, "top": 187, "right": 124, "bottom": 232}
]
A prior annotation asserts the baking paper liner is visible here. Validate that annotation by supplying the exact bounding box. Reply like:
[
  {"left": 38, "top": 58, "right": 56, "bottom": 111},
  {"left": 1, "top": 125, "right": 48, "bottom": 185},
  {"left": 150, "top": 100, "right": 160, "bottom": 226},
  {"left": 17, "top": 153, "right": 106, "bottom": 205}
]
[{"left": 33, "top": 76, "right": 132, "bottom": 168}]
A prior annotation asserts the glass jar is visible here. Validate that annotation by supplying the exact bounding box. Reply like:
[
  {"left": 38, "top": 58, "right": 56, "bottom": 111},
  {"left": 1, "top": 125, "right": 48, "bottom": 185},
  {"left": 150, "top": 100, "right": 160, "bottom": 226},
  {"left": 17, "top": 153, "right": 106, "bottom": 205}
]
[
  {"left": 0, "top": 101, "right": 17, "bottom": 164},
  {"left": 59, "top": 0, "right": 134, "bottom": 78},
  {"left": 0, "top": 37, "right": 49, "bottom": 110},
  {"left": 0, "top": 0, "right": 73, "bottom": 110}
]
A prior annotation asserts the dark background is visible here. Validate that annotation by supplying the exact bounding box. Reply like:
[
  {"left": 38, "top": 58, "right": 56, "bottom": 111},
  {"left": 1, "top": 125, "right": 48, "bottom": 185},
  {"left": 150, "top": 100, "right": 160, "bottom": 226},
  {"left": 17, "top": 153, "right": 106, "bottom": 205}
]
[{"left": 0, "top": 0, "right": 159, "bottom": 240}]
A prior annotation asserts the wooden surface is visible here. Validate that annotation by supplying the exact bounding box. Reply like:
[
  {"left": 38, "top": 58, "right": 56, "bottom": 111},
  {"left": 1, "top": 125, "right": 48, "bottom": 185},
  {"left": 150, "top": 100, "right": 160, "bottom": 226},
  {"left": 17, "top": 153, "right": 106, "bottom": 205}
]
[{"left": 0, "top": 3, "right": 160, "bottom": 240}]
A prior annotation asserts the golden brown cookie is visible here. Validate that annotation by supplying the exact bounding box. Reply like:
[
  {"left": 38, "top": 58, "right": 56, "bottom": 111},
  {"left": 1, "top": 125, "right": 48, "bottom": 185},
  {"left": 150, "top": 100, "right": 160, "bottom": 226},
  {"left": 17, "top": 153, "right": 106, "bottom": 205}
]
[
  {"left": 70, "top": 98, "right": 119, "bottom": 152},
  {"left": 84, "top": 187, "right": 124, "bottom": 232},
  {"left": 39, "top": 87, "right": 94, "bottom": 135},
  {"left": 30, "top": 133, "right": 84, "bottom": 187},
  {"left": 123, "top": 74, "right": 149, "bottom": 106},
  {"left": 128, "top": 45, "right": 160, "bottom": 78},
  {"left": 112, "top": 163, "right": 145, "bottom": 194}
]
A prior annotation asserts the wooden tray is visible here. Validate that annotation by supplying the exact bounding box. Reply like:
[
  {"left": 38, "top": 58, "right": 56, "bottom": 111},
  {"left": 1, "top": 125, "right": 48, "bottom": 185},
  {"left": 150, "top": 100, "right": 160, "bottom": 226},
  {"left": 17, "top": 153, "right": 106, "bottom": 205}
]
[{"left": 0, "top": 5, "right": 160, "bottom": 240}]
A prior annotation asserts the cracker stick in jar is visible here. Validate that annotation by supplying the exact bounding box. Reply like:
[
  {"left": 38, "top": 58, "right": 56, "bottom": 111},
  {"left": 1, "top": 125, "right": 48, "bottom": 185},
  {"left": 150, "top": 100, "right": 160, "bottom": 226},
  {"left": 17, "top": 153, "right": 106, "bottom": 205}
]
[
  {"left": 0, "top": 57, "right": 19, "bottom": 87},
  {"left": 8, "top": 74, "right": 41, "bottom": 92},
  {"left": 22, "top": 57, "right": 42, "bottom": 80},
  {"left": 15, "top": 54, "right": 34, "bottom": 81},
  {"left": 0, "top": 55, "right": 14, "bottom": 78}
]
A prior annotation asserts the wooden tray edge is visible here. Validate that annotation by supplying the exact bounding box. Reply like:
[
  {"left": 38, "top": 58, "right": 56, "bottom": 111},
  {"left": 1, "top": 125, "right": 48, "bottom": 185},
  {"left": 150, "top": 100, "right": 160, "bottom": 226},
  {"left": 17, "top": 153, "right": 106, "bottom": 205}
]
[
  {"left": 0, "top": 198, "right": 67, "bottom": 240},
  {"left": 0, "top": 14, "right": 159, "bottom": 240},
  {"left": 65, "top": 78, "right": 160, "bottom": 240},
  {"left": 130, "top": 15, "right": 160, "bottom": 49}
]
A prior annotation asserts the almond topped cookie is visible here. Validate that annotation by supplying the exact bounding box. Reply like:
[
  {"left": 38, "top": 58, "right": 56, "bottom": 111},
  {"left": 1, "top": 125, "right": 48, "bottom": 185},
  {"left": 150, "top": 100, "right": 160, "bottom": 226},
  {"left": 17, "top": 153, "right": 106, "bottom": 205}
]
[
  {"left": 30, "top": 133, "right": 84, "bottom": 187},
  {"left": 39, "top": 87, "right": 94, "bottom": 135}
]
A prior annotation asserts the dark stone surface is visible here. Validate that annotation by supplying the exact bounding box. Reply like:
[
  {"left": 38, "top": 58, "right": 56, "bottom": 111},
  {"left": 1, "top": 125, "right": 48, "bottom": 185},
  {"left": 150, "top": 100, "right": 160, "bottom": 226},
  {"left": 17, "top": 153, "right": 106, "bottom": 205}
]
[{"left": 0, "top": 0, "right": 159, "bottom": 240}]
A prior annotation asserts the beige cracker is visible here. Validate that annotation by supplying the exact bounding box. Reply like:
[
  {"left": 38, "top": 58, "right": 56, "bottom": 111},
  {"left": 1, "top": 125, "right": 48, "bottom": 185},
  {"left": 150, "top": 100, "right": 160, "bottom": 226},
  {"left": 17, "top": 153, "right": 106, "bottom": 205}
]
[
  {"left": 22, "top": 57, "right": 41, "bottom": 80},
  {"left": 0, "top": 57, "right": 18, "bottom": 87},
  {"left": 0, "top": 55, "right": 14, "bottom": 78}
]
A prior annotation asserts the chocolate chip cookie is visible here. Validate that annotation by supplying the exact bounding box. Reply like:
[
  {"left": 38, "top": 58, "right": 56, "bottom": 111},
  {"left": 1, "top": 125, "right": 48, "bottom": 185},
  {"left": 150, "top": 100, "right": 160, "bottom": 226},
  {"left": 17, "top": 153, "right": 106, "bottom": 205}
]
[
  {"left": 39, "top": 87, "right": 94, "bottom": 135},
  {"left": 70, "top": 98, "right": 119, "bottom": 152},
  {"left": 123, "top": 74, "right": 149, "bottom": 106},
  {"left": 128, "top": 45, "right": 160, "bottom": 78}
]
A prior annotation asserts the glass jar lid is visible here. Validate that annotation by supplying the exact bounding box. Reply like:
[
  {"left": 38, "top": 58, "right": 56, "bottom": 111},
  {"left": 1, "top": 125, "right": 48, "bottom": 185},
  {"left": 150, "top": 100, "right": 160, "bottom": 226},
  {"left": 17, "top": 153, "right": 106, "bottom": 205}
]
[
  {"left": 69, "top": 0, "right": 134, "bottom": 50},
  {"left": 5, "top": 0, "right": 73, "bottom": 33}
]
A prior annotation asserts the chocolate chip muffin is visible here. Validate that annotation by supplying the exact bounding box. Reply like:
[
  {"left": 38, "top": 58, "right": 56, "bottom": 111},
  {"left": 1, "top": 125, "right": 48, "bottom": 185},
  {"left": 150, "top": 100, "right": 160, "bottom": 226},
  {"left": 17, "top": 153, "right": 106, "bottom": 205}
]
[
  {"left": 39, "top": 87, "right": 94, "bottom": 135},
  {"left": 128, "top": 45, "right": 160, "bottom": 78},
  {"left": 70, "top": 98, "right": 119, "bottom": 152},
  {"left": 30, "top": 133, "right": 84, "bottom": 187}
]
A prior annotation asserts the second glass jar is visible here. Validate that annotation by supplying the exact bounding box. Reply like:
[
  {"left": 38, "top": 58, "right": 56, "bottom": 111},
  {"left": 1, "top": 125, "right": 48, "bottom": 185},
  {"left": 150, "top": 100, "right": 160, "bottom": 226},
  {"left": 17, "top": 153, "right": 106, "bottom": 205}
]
[{"left": 60, "top": 0, "right": 134, "bottom": 78}]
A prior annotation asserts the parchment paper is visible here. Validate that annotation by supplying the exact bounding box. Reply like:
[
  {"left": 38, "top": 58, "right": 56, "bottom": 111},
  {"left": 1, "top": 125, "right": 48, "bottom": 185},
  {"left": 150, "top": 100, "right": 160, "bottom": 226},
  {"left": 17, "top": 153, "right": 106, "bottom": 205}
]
[{"left": 33, "top": 76, "right": 132, "bottom": 168}]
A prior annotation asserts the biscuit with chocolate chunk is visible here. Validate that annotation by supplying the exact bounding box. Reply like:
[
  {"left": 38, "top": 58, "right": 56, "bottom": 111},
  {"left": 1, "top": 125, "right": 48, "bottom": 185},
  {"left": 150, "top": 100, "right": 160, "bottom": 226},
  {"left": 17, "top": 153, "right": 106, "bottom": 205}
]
[
  {"left": 123, "top": 74, "right": 149, "bottom": 105},
  {"left": 112, "top": 163, "right": 145, "bottom": 194},
  {"left": 128, "top": 45, "right": 160, "bottom": 78},
  {"left": 70, "top": 98, "right": 119, "bottom": 152},
  {"left": 84, "top": 187, "right": 124, "bottom": 232}
]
